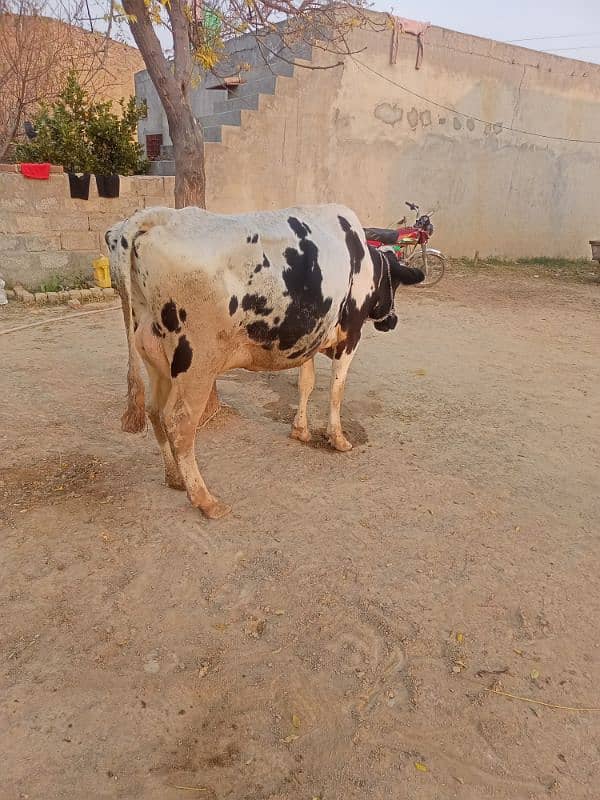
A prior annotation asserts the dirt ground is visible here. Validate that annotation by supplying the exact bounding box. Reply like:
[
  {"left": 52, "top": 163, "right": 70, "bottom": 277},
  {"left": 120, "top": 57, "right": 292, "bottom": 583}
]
[{"left": 1, "top": 269, "right": 599, "bottom": 800}]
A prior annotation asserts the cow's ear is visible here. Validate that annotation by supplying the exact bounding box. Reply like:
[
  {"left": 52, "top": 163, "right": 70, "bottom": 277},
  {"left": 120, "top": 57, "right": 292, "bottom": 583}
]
[{"left": 388, "top": 251, "right": 425, "bottom": 285}]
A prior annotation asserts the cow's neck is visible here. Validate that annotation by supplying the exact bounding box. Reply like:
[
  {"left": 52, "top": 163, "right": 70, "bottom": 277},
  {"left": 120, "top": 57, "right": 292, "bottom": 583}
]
[{"left": 369, "top": 249, "right": 396, "bottom": 323}]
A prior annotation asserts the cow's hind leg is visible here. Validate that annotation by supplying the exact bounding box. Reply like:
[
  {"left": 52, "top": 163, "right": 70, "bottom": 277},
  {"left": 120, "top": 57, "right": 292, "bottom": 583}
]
[
  {"left": 162, "top": 375, "right": 230, "bottom": 520},
  {"left": 291, "top": 357, "right": 315, "bottom": 443},
  {"left": 327, "top": 349, "right": 356, "bottom": 452},
  {"left": 144, "top": 363, "right": 184, "bottom": 490}
]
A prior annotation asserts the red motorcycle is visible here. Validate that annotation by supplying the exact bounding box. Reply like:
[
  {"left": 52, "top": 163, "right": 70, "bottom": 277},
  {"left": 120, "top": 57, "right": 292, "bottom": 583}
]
[{"left": 364, "top": 201, "right": 446, "bottom": 288}]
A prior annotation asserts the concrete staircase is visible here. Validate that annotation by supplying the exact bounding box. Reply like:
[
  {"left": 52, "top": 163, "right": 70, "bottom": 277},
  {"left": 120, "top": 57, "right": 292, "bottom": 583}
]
[{"left": 147, "top": 31, "right": 312, "bottom": 174}]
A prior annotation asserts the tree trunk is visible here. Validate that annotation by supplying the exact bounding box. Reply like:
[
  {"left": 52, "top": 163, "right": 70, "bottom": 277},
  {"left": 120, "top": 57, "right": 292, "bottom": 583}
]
[{"left": 170, "top": 105, "right": 206, "bottom": 209}]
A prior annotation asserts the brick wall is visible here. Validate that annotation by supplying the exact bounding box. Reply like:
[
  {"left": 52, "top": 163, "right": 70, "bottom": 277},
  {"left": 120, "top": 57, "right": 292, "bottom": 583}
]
[{"left": 0, "top": 170, "right": 175, "bottom": 290}]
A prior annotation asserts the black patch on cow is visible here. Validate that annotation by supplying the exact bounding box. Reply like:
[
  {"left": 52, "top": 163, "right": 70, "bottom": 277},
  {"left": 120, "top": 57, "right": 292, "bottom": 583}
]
[
  {"left": 246, "top": 321, "right": 279, "bottom": 344},
  {"left": 254, "top": 263, "right": 262, "bottom": 273},
  {"left": 246, "top": 235, "right": 251, "bottom": 243},
  {"left": 121, "top": 236, "right": 128, "bottom": 249},
  {"left": 334, "top": 239, "right": 407, "bottom": 358},
  {"left": 242, "top": 294, "right": 272, "bottom": 316},
  {"left": 151, "top": 321, "right": 165, "bottom": 338},
  {"left": 171, "top": 335, "right": 193, "bottom": 378},
  {"left": 288, "top": 217, "right": 311, "bottom": 239},
  {"left": 335, "top": 241, "right": 378, "bottom": 357},
  {"left": 287, "top": 348, "right": 306, "bottom": 359},
  {"left": 229, "top": 296, "right": 238, "bottom": 315},
  {"left": 243, "top": 218, "right": 332, "bottom": 354},
  {"left": 251, "top": 233, "right": 259, "bottom": 243},
  {"left": 273, "top": 316, "right": 280, "bottom": 324},
  {"left": 110, "top": 242, "right": 116, "bottom": 251},
  {"left": 179, "top": 307, "right": 187, "bottom": 323},
  {"left": 338, "top": 216, "right": 364, "bottom": 275},
  {"left": 161, "top": 300, "right": 181, "bottom": 333},
  {"left": 262, "top": 253, "right": 270, "bottom": 268},
  {"left": 336, "top": 295, "right": 365, "bottom": 357}
]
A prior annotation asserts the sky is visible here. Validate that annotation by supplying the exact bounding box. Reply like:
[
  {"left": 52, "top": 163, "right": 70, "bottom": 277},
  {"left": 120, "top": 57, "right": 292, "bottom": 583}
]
[
  {"left": 94, "top": 0, "right": 600, "bottom": 65},
  {"left": 374, "top": 0, "right": 600, "bottom": 63}
]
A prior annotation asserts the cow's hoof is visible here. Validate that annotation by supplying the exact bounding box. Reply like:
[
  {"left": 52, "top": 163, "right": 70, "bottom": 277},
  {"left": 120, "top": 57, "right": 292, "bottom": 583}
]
[
  {"left": 202, "top": 499, "right": 231, "bottom": 520},
  {"left": 165, "top": 472, "right": 185, "bottom": 491},
  {"left": 290, "top": 426, "right": 311, "bottom": 443},
  {"left": 328, "top": 433, "right": 353, "bottom": 452}
]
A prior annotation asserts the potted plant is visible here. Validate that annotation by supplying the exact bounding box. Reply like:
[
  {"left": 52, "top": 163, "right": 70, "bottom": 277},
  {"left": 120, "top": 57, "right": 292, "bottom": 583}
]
[
  {"left": 15, "top": 72, "right": 148, "bottom": 200},
  {"left": 16, "top": 73, "right": 93, "bottom": 198},
  {"left": 88, "top": 97, "right": 149, "bottom": 198}
]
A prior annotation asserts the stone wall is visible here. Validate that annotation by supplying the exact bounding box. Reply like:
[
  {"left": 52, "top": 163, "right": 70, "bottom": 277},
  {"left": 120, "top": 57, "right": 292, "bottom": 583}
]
[{"left": 0, "top": 170, "right": 174, "bottom": 290}]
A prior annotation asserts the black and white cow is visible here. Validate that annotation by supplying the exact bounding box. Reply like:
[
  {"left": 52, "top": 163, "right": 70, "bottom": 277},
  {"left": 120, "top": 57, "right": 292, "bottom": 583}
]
[{"left": 106, "top": 204, "right": 423, "bottom": 518}]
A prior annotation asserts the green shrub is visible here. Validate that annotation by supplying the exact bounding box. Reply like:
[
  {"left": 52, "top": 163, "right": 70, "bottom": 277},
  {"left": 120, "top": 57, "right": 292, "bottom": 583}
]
[{"left": 16, "top": 72, "right": 149, "bottom": 175}]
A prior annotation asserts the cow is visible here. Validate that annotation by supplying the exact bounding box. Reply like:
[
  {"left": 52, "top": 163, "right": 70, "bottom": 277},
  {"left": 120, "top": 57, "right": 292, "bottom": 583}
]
[{"left": 105, "top": 204, "right": 424, "bottom": 519}]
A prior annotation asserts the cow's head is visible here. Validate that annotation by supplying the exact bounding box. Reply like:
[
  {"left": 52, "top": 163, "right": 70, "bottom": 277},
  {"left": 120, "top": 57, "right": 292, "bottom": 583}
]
[{"left": 368, "top": 247, "right": 424, "bottom": 331}]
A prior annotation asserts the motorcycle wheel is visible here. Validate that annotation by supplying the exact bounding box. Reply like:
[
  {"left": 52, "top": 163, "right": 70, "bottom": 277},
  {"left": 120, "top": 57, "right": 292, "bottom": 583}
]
[{"left": 408, "top": 249, "right": 446, "bottom": 288}]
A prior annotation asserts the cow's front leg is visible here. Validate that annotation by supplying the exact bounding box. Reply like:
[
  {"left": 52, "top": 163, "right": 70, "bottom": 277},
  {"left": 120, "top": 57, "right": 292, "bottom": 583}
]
[
  {"left": 327, "top": 349, "right": 356, "bottom": 452},
  {"left": 291, "top": 357, "right": 315, "bottom": 443}
]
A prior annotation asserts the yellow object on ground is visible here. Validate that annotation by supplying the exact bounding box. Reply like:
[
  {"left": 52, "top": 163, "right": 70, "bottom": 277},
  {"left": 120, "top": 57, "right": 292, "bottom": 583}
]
[{"left": 93, "top": 256, "right": 111, "bottom": 288}]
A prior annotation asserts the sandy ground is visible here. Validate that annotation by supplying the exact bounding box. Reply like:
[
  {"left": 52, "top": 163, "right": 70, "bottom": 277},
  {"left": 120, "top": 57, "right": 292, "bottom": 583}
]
[{"left": 1, "top": 270, "right": 599, "bottom": 800}]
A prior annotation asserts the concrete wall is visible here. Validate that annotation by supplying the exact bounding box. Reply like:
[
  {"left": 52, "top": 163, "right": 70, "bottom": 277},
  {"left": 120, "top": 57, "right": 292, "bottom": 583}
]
[
  {"left": 202, "top": 20, "right": 600, "bottom": 258},
  {"left": 0, "top": 171, "right": 174, "bottom": 289}
]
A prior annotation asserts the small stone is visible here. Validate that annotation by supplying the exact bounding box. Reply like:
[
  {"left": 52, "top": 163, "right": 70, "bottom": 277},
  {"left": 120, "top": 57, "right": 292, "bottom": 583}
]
[
  {"left": 58, "top": 291, "right": 70, "bottom": 304},
  {"left": 245, "top": 617, "right": 266, "bottom": 638},
  {"left": 21, "top": 290, "right": 34, "bottom": 305},
  {"left": 67, "top": 299, "right": 81, "bottom": 310},
  {"left": 80, "top": 289, "right": 92, "bottom": 302},
  {"left": 198, "top": 662, "right": 210, "bottom": 678},
  {"left": 46, "top": 292, "right": 59, "bottom": 304},
  {"left": 34, "top": 292, "right": 48, "bottom": 305},
  {"left": 102, "top": 287, "right": 116, "bottom": 297},
  {"left": 68, "top": 290, "right": 82, "bottom": 301}
]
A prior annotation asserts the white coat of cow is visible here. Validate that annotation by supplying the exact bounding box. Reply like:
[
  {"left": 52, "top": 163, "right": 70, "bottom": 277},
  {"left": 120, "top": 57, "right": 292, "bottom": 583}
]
[{"left": 106, "top": 204, "right": 423, "bottom": 518}]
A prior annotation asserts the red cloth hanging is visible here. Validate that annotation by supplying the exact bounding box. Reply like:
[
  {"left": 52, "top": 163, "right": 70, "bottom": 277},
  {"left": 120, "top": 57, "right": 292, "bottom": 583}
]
[{"left": 19, "top": 162, "right": 51, "bottom": 180}]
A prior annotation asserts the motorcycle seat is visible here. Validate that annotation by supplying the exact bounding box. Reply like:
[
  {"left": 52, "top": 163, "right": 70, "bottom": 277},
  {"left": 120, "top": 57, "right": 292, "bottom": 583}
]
[{"left": 363, "top": 227, "right": 398, "bottom": 245}]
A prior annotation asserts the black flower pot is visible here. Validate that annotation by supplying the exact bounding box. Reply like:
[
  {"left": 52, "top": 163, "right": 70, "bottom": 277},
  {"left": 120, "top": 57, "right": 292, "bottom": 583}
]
[
  {"left": 68, "top": 172, "right": 91, "bottom": 200},
  {"left": 95, "top": 173, "right": 120, "bottom": 198}
]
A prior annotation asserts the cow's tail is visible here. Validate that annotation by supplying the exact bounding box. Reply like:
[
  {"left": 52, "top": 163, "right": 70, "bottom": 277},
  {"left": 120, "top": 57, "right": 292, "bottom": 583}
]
[{"left": 107, "top": 207, "right": 174, "bottom": 434}]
